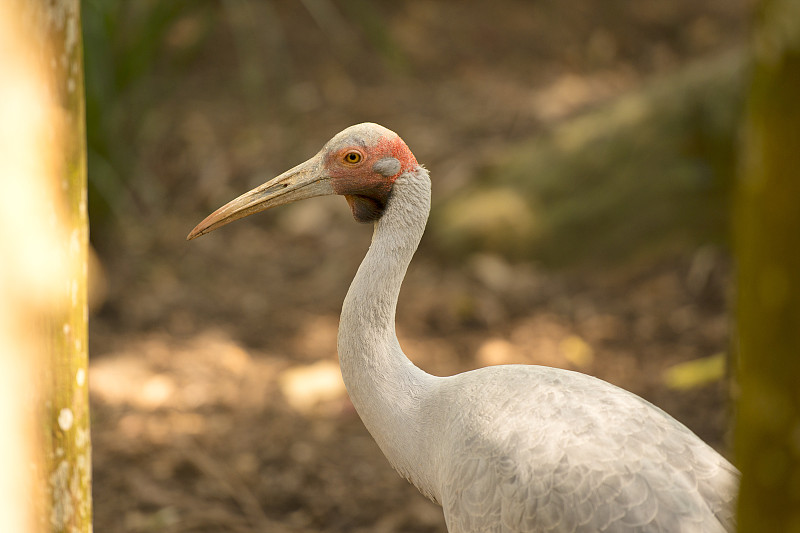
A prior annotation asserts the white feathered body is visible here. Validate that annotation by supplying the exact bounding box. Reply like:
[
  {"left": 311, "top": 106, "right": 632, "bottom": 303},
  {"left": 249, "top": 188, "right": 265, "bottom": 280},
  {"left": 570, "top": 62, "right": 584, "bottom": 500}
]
[
  {"left": 338, "top": 167, "right": 739, "bottom": 533},
  {"left": 433, "top": 366, "right": 738, "bottom": 532}
]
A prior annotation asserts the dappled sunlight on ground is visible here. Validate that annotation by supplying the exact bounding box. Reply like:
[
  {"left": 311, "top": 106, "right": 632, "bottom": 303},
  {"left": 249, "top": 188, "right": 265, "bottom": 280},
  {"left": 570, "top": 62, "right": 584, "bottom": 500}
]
[{"left": 92, "top": 250, "right": 733, "bottom": 532}]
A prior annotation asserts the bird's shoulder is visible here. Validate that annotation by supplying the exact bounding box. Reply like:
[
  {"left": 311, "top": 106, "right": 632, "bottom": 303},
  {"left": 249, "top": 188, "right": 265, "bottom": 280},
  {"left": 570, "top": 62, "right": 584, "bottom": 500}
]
[{"left": 435, "top": 364, "right": 656, "bottom": 435}]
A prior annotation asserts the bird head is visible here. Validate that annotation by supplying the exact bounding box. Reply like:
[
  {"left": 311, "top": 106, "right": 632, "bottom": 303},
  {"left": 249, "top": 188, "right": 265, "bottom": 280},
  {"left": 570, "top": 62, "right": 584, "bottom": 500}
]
[{"left": 187, "top": 123, "right": 419, "bottom": 240}]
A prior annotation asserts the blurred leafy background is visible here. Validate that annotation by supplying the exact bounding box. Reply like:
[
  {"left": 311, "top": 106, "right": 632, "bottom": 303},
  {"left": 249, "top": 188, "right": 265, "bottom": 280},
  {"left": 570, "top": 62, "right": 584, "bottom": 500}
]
[{"left": 83, "top": 1, "right": 748, "bottom": 532}]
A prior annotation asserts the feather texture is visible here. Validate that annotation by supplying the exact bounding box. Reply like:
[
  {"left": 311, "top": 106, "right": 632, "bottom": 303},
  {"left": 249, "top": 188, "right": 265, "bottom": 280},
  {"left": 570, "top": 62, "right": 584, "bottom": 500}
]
[{"left": 337, "top": 165, "right": 738, "bottom": 532}]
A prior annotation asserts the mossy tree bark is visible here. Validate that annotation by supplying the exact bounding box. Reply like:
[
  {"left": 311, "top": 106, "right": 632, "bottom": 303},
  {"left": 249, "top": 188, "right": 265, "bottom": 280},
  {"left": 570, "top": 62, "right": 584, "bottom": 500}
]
[
  {"left": 734, "top": 0, "right": 800, "bottom": 530},
  {"left": 11, "top": 1, "right": 93, "bottom": 531}
]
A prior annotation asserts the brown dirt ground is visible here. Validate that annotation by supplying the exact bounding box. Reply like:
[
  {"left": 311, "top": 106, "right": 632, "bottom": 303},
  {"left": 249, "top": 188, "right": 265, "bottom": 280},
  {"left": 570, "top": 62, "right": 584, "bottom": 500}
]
[{"left": 89, "top": 1, "right": 747, "bottom": 531}]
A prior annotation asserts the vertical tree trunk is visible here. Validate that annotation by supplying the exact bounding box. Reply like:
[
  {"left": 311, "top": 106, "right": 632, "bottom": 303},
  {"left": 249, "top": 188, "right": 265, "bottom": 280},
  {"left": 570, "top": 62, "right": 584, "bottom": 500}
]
[
  {"left": 0, "top": 1, "right": 92, "bottom": 532},
  {"left": 39, "top": 1, "right": 93, "bottom": 530},
  {"left": 734, "top": 0, "right": 800, "bottom": 530}
]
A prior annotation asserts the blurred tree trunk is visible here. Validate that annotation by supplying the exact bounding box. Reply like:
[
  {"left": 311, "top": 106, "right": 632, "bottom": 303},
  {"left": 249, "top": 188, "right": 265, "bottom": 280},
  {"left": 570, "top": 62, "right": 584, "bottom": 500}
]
[
  {"left": 734, "top": 0, "right": 800, "bottom": 531},
  {"left": 0, "top": 1, "right": 92, "bottom": 532},
  {"left": 38, "top": 0, "right": 93, "bottom": 530}
]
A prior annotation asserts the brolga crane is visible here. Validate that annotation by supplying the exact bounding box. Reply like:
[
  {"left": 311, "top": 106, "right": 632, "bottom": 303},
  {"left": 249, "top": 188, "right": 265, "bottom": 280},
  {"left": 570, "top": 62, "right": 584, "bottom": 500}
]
[{"left": 188, "top": 123, "right": 739, "bottom": 532}]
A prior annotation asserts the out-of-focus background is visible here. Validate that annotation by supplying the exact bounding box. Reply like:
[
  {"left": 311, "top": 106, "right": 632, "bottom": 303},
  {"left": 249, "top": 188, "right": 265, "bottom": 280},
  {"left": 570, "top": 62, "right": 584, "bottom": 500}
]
[{"left": 86, "top": 1, "right": 747, "bottom": 531}]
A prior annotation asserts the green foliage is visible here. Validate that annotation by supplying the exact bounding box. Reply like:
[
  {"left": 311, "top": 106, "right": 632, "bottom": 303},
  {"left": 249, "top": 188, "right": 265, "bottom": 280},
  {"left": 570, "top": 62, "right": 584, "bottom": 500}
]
[
  {"left": 81, "top": 0, "right": 213, "bottom": 239},
  {"left": 663, "top": 353, "right": 726, "bottom": 390}
]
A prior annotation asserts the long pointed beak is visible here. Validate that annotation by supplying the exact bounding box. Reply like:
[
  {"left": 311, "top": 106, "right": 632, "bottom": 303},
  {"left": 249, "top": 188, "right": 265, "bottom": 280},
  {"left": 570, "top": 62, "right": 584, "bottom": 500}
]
[{"left": 187, "top": 155, "right": 333, "bottom": 240}]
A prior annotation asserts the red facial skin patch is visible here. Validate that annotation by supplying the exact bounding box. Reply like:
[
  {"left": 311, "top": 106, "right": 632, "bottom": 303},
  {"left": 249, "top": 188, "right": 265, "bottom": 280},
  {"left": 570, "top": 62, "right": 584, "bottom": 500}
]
[
  {"left": 327, "top": 133, "right": 420, "bottom": 223},
  {"left": 376, "top": 135, "right": 419, "bottom": 176}
]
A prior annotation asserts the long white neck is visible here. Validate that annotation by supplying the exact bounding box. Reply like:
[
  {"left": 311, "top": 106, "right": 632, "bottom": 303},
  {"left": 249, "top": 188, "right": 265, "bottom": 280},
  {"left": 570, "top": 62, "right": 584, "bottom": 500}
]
[{"left": 337, "top": 168, "right": 440, "bottom": 501}]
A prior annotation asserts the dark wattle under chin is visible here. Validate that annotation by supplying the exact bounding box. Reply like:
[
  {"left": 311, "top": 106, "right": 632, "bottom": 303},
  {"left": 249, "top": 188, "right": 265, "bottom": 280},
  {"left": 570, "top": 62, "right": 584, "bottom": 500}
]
[{"left": 346, "top": 194, "right": 388, "bottom": 223}]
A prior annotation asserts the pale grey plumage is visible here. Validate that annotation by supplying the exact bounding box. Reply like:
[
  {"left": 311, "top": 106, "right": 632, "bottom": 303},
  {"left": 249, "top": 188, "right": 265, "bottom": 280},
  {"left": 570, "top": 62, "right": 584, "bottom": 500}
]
[
  {"left": 191, "top": 123, "right": 739, "bottom": 532},
  {"left": 336, "top": 147, "right": 738, "bottom": 532},
  {"left": 434, "top": 366, "right": 738, "bottom": 532}
]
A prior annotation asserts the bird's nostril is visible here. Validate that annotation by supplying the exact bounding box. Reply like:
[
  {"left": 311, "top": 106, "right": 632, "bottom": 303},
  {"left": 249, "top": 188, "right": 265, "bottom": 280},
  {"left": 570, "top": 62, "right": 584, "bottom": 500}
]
[{"left": 263, "top": 183, "right": 289, "bottom": 195}]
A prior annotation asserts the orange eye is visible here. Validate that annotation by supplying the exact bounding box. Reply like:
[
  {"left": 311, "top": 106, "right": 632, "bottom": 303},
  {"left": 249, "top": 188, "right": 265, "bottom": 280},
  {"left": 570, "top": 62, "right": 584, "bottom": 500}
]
[{"left": 343, "top": 151, "right": 362, "bottom": 164}]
